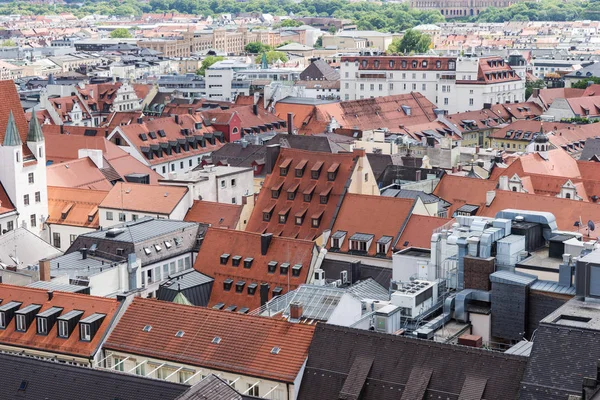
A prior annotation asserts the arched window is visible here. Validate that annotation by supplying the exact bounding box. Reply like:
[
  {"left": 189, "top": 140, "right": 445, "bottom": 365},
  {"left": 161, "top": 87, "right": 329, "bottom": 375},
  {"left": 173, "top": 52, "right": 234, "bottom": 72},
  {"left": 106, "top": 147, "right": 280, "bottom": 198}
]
[
  {"left": 512, "top": 187, "right": 517, "bottom": 192},
  {"left": 566, "top": 192, "right": 571, "bottom": 199}
]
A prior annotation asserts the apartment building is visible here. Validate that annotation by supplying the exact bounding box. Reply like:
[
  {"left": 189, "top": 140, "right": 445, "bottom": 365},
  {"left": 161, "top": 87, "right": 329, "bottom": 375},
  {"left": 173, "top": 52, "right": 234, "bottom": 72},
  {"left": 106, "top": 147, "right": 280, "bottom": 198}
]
[{"left": 340, "top": 55, "right": 525, "bottom": 113}]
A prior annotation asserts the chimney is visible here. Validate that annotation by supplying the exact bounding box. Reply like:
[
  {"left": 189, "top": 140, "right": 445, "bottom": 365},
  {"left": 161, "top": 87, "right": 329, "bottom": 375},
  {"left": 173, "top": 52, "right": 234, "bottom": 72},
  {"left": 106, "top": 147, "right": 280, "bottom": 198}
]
[
  {"left": 261, "top": 233, "right": 273, "bottom": 256},
  {"left": 80, "top": 248, "right": 88, "bottom": 260},
  {"left": 475, "top": 145, "right": 480, "bottom": 154},
  {"left": 265, "top": 144, "right": 281, "bottom": 174},
  {"left": 287, "top": 112, "right": 294, "bottom": 135},
  {"left": 532, "top": 88, "right": 540, "bottom": 98},
  {"left": 260, "top": 283, "right": 270, "bottom": 306},
  {"left": 137, "top": 117, "right": 143, "bottom": 124},
  {"left": 486, "top": 190, "right": 496, "bottom": 206},
  {"left": 39, "top": 258, "right": 51, "bottom": 281},
  {"left": 289, "top": 301, "right": 303, "bottom": 323},
  {"left": 47, "top": 290, "right": 54, "bottom": 301},
  {"left": 253, "top": 103, "right": 258, "bottom": 116},
  {"left": 498, "top": 175, "right": 509, "bottom": 191}
]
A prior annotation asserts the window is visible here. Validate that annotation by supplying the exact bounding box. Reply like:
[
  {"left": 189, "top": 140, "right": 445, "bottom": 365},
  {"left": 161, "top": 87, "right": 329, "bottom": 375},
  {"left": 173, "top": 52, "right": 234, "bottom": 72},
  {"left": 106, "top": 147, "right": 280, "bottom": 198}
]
[
  {"left": 279, "top": 214, "right": 287, "bottom": 223},
  {"left": 247, "top": 384, "right": 259, "bottom": 397},
  {"left": 37, "top": 317, "right": 47, "bottom": 335},
  {"left": 436, "top": 60, "right": 441, "bottom": 68},
  {"left": 35, "top": 192, "right": 40, "bottom": 203},
  {"left": 379, "top": 84, "right": 383, "bottom": 91},
  {"left": 178, "top": 259, "right": 184, "bottom": 272},
  {"left": 135, "top": 362, "right": 146, "bottom": 376},
  {"left": 70, "top": 234, "right": 76, "bottom": 244},
  {"left": 6, "top": 221, "right": 12, "bottom": 232},
  {"left": 223, "top": 279, "right": 233, "bottom": 291},
  {"left": 422, "top": 73, "right": 426, "bottom": 79},
  {"left": 180, "top": 161, "right": 184, "bottom": 169},
  {"left": 171, "top": 164, "right": 175, "bottom": 172},
  {"left": 80, "top": 323, "right": 91, "bottom": 341},
  {"left": 422, "top": 84, "right": 426, "bottom": 91},
  {"left": 30, "top": 214, "right": 36, "bottom": 228},
  {"left": 106, "top": 211, "right": 113, "bottom": 220},
  {"left": 359, "top": 83, "right": 364, "bottom": 91},
  {"left": 469, "top": 98, "right": 474, "bottom": 106},
  {"left": 311, "top": 217, "right": 320, "bottom": 228},
  {"left": 16, "top": 314, "right": 26, "bottom": 332},
  {"left": 28, "top": 173, "right": 34, "bottom": 184},
  {"left": 119, "top": 213, "right": 126, "bottom": 222},
  {"left": 412, "top": 83, "right": 416, "bottom": 90},
  {"left": 162, "top": 166, "right": 166, "bottom": 174},
  {"left": 58, "top": 320, "right": 68, "bottom": 338},
  {"left": 15, "top": 151, "right": 19, "bottom": 163},
  {"left": 113, "top": 357, "right": 124, "bottom": 372},
  {"left": 370, "top": 84, "right": 374, "bottom": 91},
  {"left": 53, "top": 232, "right": 61, "bottom": 248},
  {"left": 444, "top": 98, "right": 449, "bottom": 105},
  {"left": 231, "top": 178, "right": 236, "bottom": 187},
  {"left": 23, "top": 194, "right": 29, "bottom": 206},
  {"left": 389, "top": 83, "right": 394, "bottom": 90},
  {"left": 350, "top": 240, "right": 368, "bottom": 252},
  {"left": 132, "top": 214, "right": 138, "bottom": 221},
  {"left": 412, "top": 60, "right": 418, "bottom": 68},
  {"left": 422, "top": 61, "right": 427, "bottom": 68}
]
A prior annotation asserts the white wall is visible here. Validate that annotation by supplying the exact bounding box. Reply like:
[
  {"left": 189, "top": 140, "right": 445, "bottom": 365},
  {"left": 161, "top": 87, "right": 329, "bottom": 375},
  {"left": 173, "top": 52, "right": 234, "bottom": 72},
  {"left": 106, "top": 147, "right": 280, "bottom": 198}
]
[
  {"left": 99, "top": 196, "right": 189, "bottom": 228},
  {"left": 48, "top": 224, "right": 96, "bottom": 252},
  {"left": 327, "top": 293, "right": 363, "bottom": 326}
]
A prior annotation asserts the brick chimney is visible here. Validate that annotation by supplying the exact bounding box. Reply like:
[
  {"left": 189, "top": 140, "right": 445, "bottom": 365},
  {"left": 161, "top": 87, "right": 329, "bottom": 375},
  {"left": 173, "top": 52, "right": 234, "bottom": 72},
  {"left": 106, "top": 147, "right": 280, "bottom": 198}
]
[
  {"left": 39, "top": 258, "right": 51, "bottom": 281},
  {"left": 287, "top": 113, "right": 294, "bottom": 135}
]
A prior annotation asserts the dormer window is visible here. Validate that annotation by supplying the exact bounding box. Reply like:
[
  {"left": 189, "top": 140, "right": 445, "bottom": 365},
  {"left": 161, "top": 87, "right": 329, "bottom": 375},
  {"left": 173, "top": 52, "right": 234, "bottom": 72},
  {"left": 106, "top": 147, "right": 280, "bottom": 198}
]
[
  {"left": 376, "top": 236, "right": 394, "bottom": 256},
  {"left": 287, "top": 183, "right": 299, "bottom": 200},
  {"left": 295, "top": 159, "right": 307, "bottom": 177},
  {"left": 402, "top": 60, "right": 407, "bottom": 68},
  {"left": 235, "top": 281, "right": 246, "bottom": 293},
  {"left": 349, "top": 233, "right": 374, "bottom": 253},
  {"left": 79, "top": 313, "right": 105, "bottom": 342},
  {"left": 389, "top": 60, "right": 395, "bottom": 68},
  {"left": 244, "top": 257, "right": 254, "bottom": 268},
  {"left": 273, "top": 287, "right": 283, "bottom": 296},
  {"left": 57, "top": 310, "right": 83, "bottom": 338},
  {"left": 280, "top": 263, "right": 290, "bottom": 275},
  {"left": 295, "top": 209, "right": 307, "bottom": 225},
  {"left": 279, "top": 158, "right": 292, "bottom": 176},
  {"left": 232, "top": 255, "right": 242, "bottom": 267},
  {"left": 0, "top": 301, "right": 22, "bottom": 329},
  {"left": 36, "top": 307, "right": 62, "bottom": 336},
  {"left": 15, "top": 304, "right": 41, "bottom": 332},
  {"left": 412, "top": 60, "right": 418, "bottom": 68},
  {"left": 374, "top": 60, "right": 380, "bottom": 68},
  {"left": 223, "top": 279, "right": 233, "bottom": 291},
  {"left": 330, "top": 231, "right": 347, "bottom": 249},
  {"left": 327, "top": 163, "right": 339, "bottom": 181},
  {"left": 292, "top": 264, "right": 302, "bottom": 277},
  {"left": 320, "top": 186, "right": 332, "bottom": 204},
  {"left": 278, "top": 207, "right": 291, "bottom": 224},
  {"left": 436, "top": 60, "right": 441, "bottom": 68},
  {"left": 311, "top": 210, "right": 323, "bottom": 228},
  {"left": 268, "top": 261, "right": 278, "bottom": 274},
  {"left": 271, "top": 181, "right": 284, "bottom": 199},
  {"left": 248, "top": 283, "right": 258, "bottom": 295},
  {"left": 311, "top": 161, "right": 323, "bottom": 179},
  {"left": 422, "top": 60, "right": 427, "bottom": 68},
  {"left": 220, "top": 254, "right": 230, "bottom": 265},
  {"left": 263, "top": 204, "right": 275, "bottom": 221},
  {"left": 361, "top": 60, "right": 367, "bottom": 68},
  {"left": 303, "top": 184, "right": 316, "bottom": 202}
]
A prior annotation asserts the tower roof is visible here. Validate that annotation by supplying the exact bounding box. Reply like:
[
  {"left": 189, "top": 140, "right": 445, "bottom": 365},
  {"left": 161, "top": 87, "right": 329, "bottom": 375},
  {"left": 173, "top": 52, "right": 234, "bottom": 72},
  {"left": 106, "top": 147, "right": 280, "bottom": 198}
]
[
  {"left": 26, "top": 113, "right": 44, "bottom": 142},
  {"left": 3, "top": 111, "right": 22, "bottom": 147}
]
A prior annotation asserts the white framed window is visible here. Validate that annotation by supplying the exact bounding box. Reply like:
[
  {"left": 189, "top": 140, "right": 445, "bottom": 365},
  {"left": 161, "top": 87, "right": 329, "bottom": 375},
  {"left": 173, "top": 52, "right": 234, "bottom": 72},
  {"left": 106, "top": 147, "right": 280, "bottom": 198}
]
[
  {"left": 80, "top": 323, "right": 91, "bottom": 341},
  {"left": 247, "top": 384, "right": 259, "bottom": 396},
  {"left": 16, "top": 314, "right": 26, "bottom": 332},
  {"left": 37, "top": 317, "right": 47, "bottom": 335},
  {"left": 58, "top": 320, "right": 69, "bottom": 338},
  {"left": 0, "top": 312, "right": 5, "bottom": 328}
]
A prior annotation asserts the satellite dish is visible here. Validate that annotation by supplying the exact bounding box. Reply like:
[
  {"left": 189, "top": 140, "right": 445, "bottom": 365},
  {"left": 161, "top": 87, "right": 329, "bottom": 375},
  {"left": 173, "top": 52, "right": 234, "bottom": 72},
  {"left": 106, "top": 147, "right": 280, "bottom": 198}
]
[{"left": 589, "top": 220, "right": 596, "bottom": 232}]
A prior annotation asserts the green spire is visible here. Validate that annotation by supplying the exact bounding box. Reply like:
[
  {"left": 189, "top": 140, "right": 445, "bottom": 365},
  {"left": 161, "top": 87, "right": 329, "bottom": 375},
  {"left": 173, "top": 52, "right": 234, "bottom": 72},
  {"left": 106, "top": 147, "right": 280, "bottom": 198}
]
[
  {"left": 261, "top": 52, "right": 268, "bottom": 69},
  {"left": 3, "top": 111, "right": 22, "bottom": 147},
  {"left": 26, "top": 113, "right": 44, "bottom": 142},
  {"left": 172, "top": 291, "right": 192, "bottom": 306}
]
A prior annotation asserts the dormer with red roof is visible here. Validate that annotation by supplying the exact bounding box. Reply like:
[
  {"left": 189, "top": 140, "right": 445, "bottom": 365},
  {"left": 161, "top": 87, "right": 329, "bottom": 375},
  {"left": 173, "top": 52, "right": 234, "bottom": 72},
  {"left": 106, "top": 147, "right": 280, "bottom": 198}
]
[{"left": 0, "top": 80, "right": 48, "bottom": 237}]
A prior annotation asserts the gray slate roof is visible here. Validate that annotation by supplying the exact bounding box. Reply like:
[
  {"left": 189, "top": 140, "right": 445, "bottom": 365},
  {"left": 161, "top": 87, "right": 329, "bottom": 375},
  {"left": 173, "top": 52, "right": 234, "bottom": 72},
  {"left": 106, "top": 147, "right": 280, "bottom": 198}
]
[
  {"left": 268, "top": 133, "right": 343, "bottom": 153},
  {"left": 176, "top": 374, "right": 257, "bottom": 400},
  {"left": 157, "top": 269, "right": 214, "bottom": 307},
  {"left": 83, "top": 217, "right": 197, "bottom": 243},
  {"left": 580, "top": 137, "right": 600, "bottom": 161},
  {"left": 0, "top": 352, "right": 187, "bottom": 400},
  {"left": 298, "top": 324, "right": 528, "bottom": 400}
]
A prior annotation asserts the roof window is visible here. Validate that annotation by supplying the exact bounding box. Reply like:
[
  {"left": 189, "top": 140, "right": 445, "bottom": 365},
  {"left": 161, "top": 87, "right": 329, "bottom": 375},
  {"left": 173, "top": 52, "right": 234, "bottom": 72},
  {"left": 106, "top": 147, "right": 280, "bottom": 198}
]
[
  {"left": 292, "top": 264, "right": 302, "bottom": 277},
  {"left": 327, "top": 163, "right": 339, "bottom": 181},
  {"left": 143, "top": 325, "right": 152, "bottom": 332},
  {"left": 311, "top": 161, "right": 323, "bottom": 179},
  {"left": 212, "top": 303, "right": 225, "bottom": 310},
  {"left": 232, "top": 255, "right": 242, "bottom": 267},
  {"left": 220, "top": 254, "right": 230, "bottom": 265},
  {"left": 212, "top": 336, "right": 222, "bottom": 344},
  {"left": 248, "top": 283, "right": 258, "bottom": 295},
  {"left": 244, "top": 257, "right": 254, "bottom": 269},
  {"left": 235, "top": 281, "right": 246, "bottom": 293},
  {"left": 271, "top": 346, "right": 281, "bottom": 354},
  {"left": 175, "top": 330, "right": 185, "bottom": 337},
  {"left": 268, "top": 261, "right": 278, "bottom": 274},
  {"left": 295, "top": 159, "right": 308, "bottom": 177},
  {"left": 280, "top": 263, "right": 290, "bottom": 275},
  {"left": 223, "top": 279, "right": 233, "bottom": 291}
]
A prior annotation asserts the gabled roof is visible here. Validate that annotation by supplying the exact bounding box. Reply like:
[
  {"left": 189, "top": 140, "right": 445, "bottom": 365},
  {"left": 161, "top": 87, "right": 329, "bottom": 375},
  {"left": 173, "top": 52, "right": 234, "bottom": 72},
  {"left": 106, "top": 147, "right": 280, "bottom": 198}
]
[
  {"left": 246, "top": 148, "right": 359, "bottom": 240},
  {"left": 194, "top": 228, "right": 315, "bottom": 311},
  {"left": 396, "top": 214, "right": 452, "bottom": 250},
  {"left": 0, "top": 80, "right": 33, "bottom": 158},
  {"left": 0, "top": 181, "right": 16, "bottom": 216},
  {"left": 99, "top": 182, "right": 188, "bottom": 215},
  {"left": 0, "top": 284, "right": 121, "bottom": 358},
  {"left": 298, "top": 324, "right": 527, "bottom": 400},
  {"left": 531, "top": 87, "right": 585, "bottom": 109},
  {"left": 202, "top": 142, "right": 266, "bottom": 168},
  {"left": 268, "top": 133, "right": 343, "bottom": 153},
  {"left": 327, "top": 194, "right": 415, "bottom": 257},
  {"left": 46, "top": 158, "right": 114, "bottom": 191},
  {"left": 433, "top": 174, "right": 498, "bottom": 217},
  {"left": 0, "top": 352, "right": 187, "bottom": 400},
  {"left": 47, "top": 186, "right": 108, "bottom": 229},
  {"left": 175, "top": 375, "right": 253, "bottom": 400},
  {"left": 104, "top": 297, "right": 315, "bottom": 383},
  {"left": 184, "top": 200, "right": 242, "bottom": 229},
  {"left": 0, "top": 228, "right": 62, "bottom": 268}
]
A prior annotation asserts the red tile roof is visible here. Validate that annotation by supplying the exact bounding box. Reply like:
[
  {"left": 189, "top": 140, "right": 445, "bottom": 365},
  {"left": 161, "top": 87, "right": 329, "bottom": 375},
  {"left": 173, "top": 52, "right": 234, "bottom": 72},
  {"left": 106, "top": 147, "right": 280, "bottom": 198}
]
[
  {"left": 47, "top": 186, "right": 108, "bottom": 228},
  {"left": 0, "top": 181, "right": 16, "bottom": 216},
  {"left": 46, "top": 158, "right": 114, "bottom": 191},
  {"left": 113, "top": 116, "right": 222, "bottom": 166},
  {"left": 194, "top": 228, "right": 315, "bottom": 311},
  {"left": 501, "top": 102, "right": 544, "bottom": 120},
  {"left": 104, "top": 297, "right": 315, "bottom": 383},
  {"left": 246, "top": 148, "right": 359, "bottom": 240},
  {"left": 49, "top": 96, "right": 92, "bottom": 123},
  {"left": 445, "top": 109, "right": 505, "bottom": 133},
  {"left": 0, "top": 80, "right": 34, "bottom": 158},
  {"left": 565, "top": 95, "right": 600, "bottom": 117},
  {"left": 100, "top": 182, "right": 188, "bottom": 215},
  {"left": 534, "top": 87, "right": 585, "bottom": 109},
  {"left": 488, "top": 120, "right": 570, "bottom": 140},
  {"left": 433, "top": 175, "right": 498, "bottom": 217},
  {"left": 327, "top": 194, "right": 415, "bottom": 257},
  {"left": 458, "top": 57, "right": 520, "bottom": 85},
  {"left": 396, "top": 214, "right": 452, "bottom": 250},
  {"left": 0, "top": 284, "right": 121, "bottom": 358},
  {"left": 184, "top": 200, "right": 242, "bottom": 229}
]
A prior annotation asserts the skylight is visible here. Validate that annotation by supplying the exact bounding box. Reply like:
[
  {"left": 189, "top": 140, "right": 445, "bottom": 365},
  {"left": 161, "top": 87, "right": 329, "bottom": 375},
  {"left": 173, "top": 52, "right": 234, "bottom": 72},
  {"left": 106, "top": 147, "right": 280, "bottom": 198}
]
[
  {"left": 143, "top": 325, "right": 152, "bottom": 332},
  {"left": 271, "top": 346, "right": 281, "bottom": 354},
  {"left": 175, "top": 330, "right": 185, "bottom": 337},
  {"left": 143, "top": 247, "right": 152, "bottom": 256},
  {"left": 212, "top": 336, "right": 222, "bottom": 344}
]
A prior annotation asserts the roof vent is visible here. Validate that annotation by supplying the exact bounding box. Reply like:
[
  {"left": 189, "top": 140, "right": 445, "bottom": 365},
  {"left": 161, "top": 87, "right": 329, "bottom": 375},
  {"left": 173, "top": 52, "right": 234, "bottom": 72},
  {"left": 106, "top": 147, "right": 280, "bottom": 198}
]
[
  {"left": 271, "top": 346, "right": 281, "bottom": 354},
  {"left": 175, "top": 330, "right": 184, "bottom": 337},
  {"left": 212, "top": 336, "right": 222, "bottom": 344},
  {"left": 143, "top": 325, "right": 152, "bottom": 332},
  {"left": 515, "top": 215, "right": 525, "bottom": 222}
]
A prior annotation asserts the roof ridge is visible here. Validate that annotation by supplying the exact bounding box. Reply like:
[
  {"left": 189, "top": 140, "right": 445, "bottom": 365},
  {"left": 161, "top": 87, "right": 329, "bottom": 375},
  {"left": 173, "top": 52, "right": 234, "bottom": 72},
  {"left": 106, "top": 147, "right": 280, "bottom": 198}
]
[{"left": 206, "top": 226, "right": 316, "bottom": 245}]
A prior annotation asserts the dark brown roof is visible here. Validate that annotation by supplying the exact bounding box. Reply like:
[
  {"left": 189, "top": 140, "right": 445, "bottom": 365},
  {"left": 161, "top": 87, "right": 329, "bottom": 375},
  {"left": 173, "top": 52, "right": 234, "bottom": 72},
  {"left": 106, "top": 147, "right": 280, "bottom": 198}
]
[{"left": 298, "top": 324, "right": 528, "bottom": 400}]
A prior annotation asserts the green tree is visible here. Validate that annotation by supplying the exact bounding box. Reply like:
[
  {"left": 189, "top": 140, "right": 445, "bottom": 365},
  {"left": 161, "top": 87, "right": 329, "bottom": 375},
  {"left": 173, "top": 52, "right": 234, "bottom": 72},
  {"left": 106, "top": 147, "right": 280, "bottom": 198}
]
[
  {"left": 280, "top": 18, "right": 303, "bottom": 27},
  {"left": 387, "top": 29, "right": 431, "bottom": 54},
  {"left": 196, "top": 56, "right": 224, "bottom": 76},
  {"left": 109, "top": 28, "right": 132, "bottom": 38},
  {"left": 571, "top": 76, "right": 600, "bottom": 89},
  {"left": 245, "top": 41, "right": 271, "bottom": 53},
  {"left": 1, "top": 39, "right": 15, "bottom": 47},
  {"left": 314, "top": 36, "right": 323, "bottom": 48},
  {"left": 255, "top": 51, "right": 288, "bottom": 65},
  {"left": 525, "top": 79, "right": 546, "bottom": 98}
]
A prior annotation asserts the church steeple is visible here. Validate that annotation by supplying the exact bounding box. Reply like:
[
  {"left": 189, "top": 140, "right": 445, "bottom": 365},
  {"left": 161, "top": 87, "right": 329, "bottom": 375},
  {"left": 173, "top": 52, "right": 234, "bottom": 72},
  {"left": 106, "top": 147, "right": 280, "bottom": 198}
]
[
  {"left": 3, "top": 111, "right": 22, "bottom": 147},
  {"left": 26, "top": 114, "right": 44, "bottom": 143}
]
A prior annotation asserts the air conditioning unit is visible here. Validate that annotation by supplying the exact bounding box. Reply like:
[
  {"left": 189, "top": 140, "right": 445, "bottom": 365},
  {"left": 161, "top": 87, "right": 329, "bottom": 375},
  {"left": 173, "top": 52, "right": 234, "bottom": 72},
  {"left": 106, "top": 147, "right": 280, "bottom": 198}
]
[{"left": 340, "top": 270, "right": 349, "bottom": 284}]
